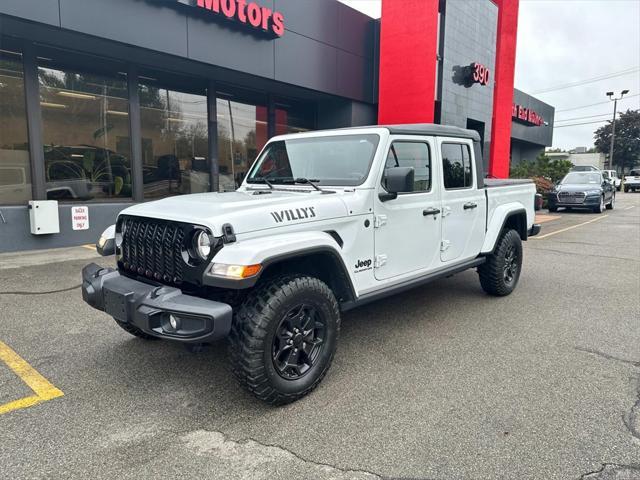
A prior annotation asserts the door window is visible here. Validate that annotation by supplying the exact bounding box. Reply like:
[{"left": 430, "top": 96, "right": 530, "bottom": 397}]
[
  {"left": 442, "top": 143, "right": 473, "bottom": 189},
  {"left": 384, "top": 142, "right": 431, "bottom": 193}
]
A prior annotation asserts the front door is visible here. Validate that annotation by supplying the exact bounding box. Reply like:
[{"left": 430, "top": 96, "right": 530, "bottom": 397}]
[
  {"left": 439, "top": 139, "right": 486, "bottom": 263},
  {"left": 374, "top": 138, "right": 442, "bottom": 281}
]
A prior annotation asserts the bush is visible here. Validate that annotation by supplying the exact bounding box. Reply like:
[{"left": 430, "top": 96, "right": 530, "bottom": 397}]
[{"left": 510, "top": 153, "right": 572, "bottom": 184}]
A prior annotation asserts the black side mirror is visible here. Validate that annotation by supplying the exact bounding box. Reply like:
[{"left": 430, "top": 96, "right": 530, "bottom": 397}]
[{"left": 379, "top": 167, "right": 415, "bottom": 201}]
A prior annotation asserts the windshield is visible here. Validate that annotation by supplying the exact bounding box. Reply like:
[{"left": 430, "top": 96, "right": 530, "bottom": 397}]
[
  {"left": 561, "top": 172, "right": 601, "bottom": 185},
  {"left": 246, "top": 134, "right": 380, "bottom": 186},
  {"left": 629, "top": 170, "right": 640, "bottom": 176}
]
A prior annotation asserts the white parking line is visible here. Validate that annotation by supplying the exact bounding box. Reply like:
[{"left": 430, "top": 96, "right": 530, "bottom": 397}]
[
  {"left": 624, "top": 205, "right": 635, "bottom": 210},
  {"left": 531, "top": 215, "right": 608, "bottom": 240}
]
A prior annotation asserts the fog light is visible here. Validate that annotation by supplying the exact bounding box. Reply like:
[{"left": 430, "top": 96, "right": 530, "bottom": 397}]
[{"left": 169, "top": 314, "right": 180, "bottom": 330}]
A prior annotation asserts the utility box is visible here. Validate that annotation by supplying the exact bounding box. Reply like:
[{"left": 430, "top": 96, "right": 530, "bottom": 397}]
[{"left": 28, "top": 200, "right": 60, "bottom": 235}]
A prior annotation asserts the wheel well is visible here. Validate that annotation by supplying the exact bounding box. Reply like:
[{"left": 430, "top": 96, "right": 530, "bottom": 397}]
[
  {"left": 503, "top": 210, "right": 527, "bottom": 240},
  {"left": 258, "top": 251, "right": 355, "bottom": 304}
]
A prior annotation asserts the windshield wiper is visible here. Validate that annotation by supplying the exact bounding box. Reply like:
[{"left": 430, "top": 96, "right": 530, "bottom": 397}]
[
  {"left": 249, "top": 177, "right": 274, "bottom": 189},
  {"left": 294, "top": 178, "right": 322, "bottom": 192}
]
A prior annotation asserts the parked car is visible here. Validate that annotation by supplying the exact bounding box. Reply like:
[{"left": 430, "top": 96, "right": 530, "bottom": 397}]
[
  {"left": 548, "top": 171, "right": 615, "bottom": 213},
  {"left": 602, "top": 170, "right": 621, "bottom": 191},
  {"left": 81, "top": 124, "right": 540, "bottom": 405},
  {"left": 624, "top": 168, "right": 640, "bottom": 192},
  {"left": 571, "top": 165, "right": 600, "bottom": 172}
]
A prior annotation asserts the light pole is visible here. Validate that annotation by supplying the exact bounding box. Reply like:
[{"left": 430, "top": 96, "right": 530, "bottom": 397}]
[{"left": 606, "top": 89, "right": 629, "bottom": 172}]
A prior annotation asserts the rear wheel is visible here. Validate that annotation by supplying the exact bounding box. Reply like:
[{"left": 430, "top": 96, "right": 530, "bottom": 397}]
[
  {"left": 624, "top": 186, "right": 629, "bottom": 193},
  {"left": 228, "top": 275, "right": 340, "bottom": 405},
  {"left": 478, "top": 229, "right": 523, "bottom": 296},
  {"left": 114, "top": 319, "right": 157, "bottom": 340}
]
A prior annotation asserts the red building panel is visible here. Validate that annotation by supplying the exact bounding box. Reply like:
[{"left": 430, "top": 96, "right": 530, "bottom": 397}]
[{"left": 378, "top": 0, "right": 440, "bottom": 124}]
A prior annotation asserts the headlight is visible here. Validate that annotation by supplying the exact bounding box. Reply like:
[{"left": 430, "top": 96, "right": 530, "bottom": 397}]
[
  {"left": 585, "top": 190, "right": 601, "bottom": 195},
  {"left": 193, "top": 230, "right": 213, "bottom": 259},
  {"left": 208, "top": 263, "right": 262, "bottom": 280}
]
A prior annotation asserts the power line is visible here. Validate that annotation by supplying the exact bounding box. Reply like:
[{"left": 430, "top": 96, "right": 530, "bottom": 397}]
[
  {"left": 555, "top": 112, "right": 613, "bottom": 123},
  {"left": 553, "top": 119, "right": 610, "bottom": 129},
  {"left": 555, "top": 94, "right": 639, "bottom": 112},
  {"left": 531, "top": 67, "right": 639, "bottom": 95}
]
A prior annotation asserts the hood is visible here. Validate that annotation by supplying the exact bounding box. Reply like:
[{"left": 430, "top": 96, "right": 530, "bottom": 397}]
[
  {"left": 557, "top": 183, "right": 602, "bottom": 192},
  {"left": 120, "top": 189, "right": 350, "bottom": 236}
]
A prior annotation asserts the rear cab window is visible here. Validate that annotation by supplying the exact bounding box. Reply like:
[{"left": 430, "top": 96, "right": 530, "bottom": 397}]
[{"left": 441, "top": 143, "right": 473, "bottom": 189}]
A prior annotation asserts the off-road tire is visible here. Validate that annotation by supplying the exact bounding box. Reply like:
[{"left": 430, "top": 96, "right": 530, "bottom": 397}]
[
  {"left": 114, "top": 319, "right": 157, "bottom": 340},
  {"left": 228, "top": 275, "right": 340, "bottom": 406},
  {"left": 478, "top": 229, "right": 522, "bottom": 297}
]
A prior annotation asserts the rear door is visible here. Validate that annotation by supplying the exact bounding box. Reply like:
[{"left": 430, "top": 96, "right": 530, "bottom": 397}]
[
  {"left": 374, "top": 137, "right": 442, "bottom": 280},
  {"left": 438, "top": 138, "right": 486, "bottom": 263}
]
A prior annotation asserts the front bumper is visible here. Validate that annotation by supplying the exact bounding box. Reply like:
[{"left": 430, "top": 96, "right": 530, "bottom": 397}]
[
  {"left": 528, "top": 224, "right": 541, "bottom": 237},
  {"left": 548, "top": 194, "right": 602, "bottom": 208},
  {"left": 82, "top": 263, "right": 233, "bottom": 343}
]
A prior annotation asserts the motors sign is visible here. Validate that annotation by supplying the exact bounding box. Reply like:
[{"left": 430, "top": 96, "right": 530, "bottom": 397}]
[
  {"left": 512, "top": 104, "right": 545, "bottom": 126},
  {"left": 196, "top": 0, "right": 284, "bottom": 36}
]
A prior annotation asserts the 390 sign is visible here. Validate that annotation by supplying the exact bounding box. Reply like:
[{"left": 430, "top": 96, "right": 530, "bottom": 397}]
[{"left": 471, "top": 62, "right": 490, "bottom": 86}]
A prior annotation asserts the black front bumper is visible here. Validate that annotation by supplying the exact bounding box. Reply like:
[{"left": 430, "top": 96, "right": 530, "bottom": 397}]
[{"left": 82, "top": 263, "right": 233, "bottom": 343}]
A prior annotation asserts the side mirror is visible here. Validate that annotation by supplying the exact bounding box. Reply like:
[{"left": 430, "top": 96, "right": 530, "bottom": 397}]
[
  {"left": 379, "top": 167, "right": 415, "bottom": 201},
  {"left": 96, "top": 224, "right": 116, "bottom": 256}
]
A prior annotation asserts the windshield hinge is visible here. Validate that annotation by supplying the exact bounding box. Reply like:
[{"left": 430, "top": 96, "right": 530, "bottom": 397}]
[
  {"left": 374, "top": 254, "right": 387, "bottom": 268},
  {"left": 374, "top": 215, "right": 387, "bottom": 228}
]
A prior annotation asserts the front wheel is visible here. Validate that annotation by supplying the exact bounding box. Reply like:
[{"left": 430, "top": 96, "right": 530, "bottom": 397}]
[
  {"left": 478, "top": 229, "right": 523, "bottom": 296},
  {"left": 593, "top": 196, "right": 605, "bottom": 213},
  {"left": 228, "top": 275, "right": 340, "bottom": 405},
  {"left": 606, "top": 193, "right": 615, "bottom": 210},
  {"left": 548, "top": 206, "right": 558, "bottom": 213}
]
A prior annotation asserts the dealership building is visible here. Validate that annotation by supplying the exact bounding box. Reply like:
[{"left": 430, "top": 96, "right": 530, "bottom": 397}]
[{"left": 0, "top": 0, "right": 553, "bottom": 252}]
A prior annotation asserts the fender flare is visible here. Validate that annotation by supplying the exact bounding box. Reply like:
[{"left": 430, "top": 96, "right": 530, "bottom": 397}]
[
  {"left": 481, "top": 205, "right": 528, "bottom": 254},
  {"left": 203, "top": 231, "right": 357, "bottom": 298}
]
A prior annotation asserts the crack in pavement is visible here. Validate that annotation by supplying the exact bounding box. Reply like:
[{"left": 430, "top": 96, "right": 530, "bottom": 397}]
[
  {"left": 527, "top": 246, "right": 639, "bottom": 262},
  {"left": 180, "top": 429, "right": 385, "bottom": 479},
  {"left": 578, "top": 463, "right": 640, "bottom": 479},
  {"left": 576, "top": 347, "right": 640, "bottom": 443}
]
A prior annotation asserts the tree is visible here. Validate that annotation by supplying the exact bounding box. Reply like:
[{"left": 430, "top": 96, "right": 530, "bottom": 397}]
[
  {"left": 594, "top": 109, "right": 640, "bottom": 173},
  {"left": 510, "top": 153, "right": 573, "bottom": 183}
]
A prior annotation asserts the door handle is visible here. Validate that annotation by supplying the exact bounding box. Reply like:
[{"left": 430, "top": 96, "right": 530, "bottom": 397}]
[
  {"left": 423, "top": 208, "right": 441, "bottom": 216},
  {"left": 463, "top": 202, "right": 478, "bottom": 210}
]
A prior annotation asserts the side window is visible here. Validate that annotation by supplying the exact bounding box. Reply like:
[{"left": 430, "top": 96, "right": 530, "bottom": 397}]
[
  {"left": 384, "top": 142, "right": 431, "bottom": 192},
  {"left": 442, "top": 143, "right": 473, "bottom": 189}
]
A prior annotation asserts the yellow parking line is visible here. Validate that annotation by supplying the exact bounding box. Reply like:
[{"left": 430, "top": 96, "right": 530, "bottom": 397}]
[
  {"left": 82, "top": 244, "right": 96, "bottom": 251},
  {"left": 531, "top": 215, "right": 608, "bottom": 240},
  {"left": 0, "top": 341, "right": 64, "bottom": 415}
]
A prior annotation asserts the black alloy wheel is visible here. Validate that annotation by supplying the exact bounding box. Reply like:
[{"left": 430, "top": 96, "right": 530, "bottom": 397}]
[
  {"left": 272, "top": 304, "right": 326, "bottom": 380},
  {"left": 503, "top": 243, "right": 518, "bottom": 287}
]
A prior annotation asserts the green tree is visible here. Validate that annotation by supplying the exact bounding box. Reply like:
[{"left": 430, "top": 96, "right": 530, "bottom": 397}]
[
  {"left": 510, "top": 153, "right": 572, "bottom": 183},
  {"left": 594, "top": 109, "right": 640, "bottom": 173}
]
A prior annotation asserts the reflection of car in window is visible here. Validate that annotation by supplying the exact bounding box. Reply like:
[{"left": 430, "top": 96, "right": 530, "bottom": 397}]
[{"left": 44, "top": 145, "right": 131, "bottom": 200}]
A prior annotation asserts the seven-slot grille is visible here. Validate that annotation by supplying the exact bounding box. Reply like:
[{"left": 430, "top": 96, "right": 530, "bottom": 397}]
[
  {"left": 119, "top": 216, "right": 186, "bottom": 285},
  {"left": 558, "top": 191, "right": 586, "bottom": 204}
]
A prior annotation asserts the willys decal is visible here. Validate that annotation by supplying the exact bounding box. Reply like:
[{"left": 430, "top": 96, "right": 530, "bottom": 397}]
[{"left": 271, "top": 207, "right": 316, "bottom": 223}]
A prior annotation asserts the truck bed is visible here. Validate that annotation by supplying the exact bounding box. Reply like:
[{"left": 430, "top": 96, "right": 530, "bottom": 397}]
[{"left": 484, "top": 178, "right": 533, "bottom": 188}]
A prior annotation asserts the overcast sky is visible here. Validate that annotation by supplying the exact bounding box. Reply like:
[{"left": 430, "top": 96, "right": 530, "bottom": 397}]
[{"left": 338, "top": 0, "right": 640, "bottom": 150}]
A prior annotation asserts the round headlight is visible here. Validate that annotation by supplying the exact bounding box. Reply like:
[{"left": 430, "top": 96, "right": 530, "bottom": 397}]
[{"left": 194, "top": 231, "right": 212, "bottom": 259}]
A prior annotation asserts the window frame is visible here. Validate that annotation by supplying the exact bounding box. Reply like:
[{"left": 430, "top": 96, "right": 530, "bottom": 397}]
[
  {"left": 381, "top": 140, "right": 433, "bottom": 195},
  {"left": 441, "top": 141, "right": 474, "bottom": 191}
]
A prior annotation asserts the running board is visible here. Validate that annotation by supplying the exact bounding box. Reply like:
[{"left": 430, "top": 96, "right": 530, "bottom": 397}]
[{"left": 341, "top": 257, "right": 486, "bottom": 312}]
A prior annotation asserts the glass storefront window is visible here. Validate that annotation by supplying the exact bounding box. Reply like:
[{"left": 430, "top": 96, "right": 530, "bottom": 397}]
[
  {"left": 217, "top": 99, "right": 267, "bottom": 191},
  {"left": 39, "top": 66, "right": 131, "bottom": 202},
  {"left": 0, "top": 50, "right": 31, "bottom": 205},
  {"left": 275, "top": 99, "right": 315, "bottom": 136},
  {"left": 139, "top": 84, "right": 209, "bottom": 199}
]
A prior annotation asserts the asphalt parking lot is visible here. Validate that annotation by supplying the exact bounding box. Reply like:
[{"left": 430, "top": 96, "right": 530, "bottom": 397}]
[{"left": 1, "top": 193, "right": 639, "bottom": 480}]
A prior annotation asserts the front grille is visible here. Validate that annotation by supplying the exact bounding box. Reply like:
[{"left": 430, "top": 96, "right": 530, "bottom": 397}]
[
  {"left": 119, "top": 216, "right": 186, "bottom": 285},
  {"left": 558, "top": 192, "right": 586, "bottom": 204}
]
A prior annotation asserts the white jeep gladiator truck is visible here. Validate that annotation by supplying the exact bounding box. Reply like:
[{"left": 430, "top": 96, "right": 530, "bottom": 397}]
[{"left": 82, "top": 124, "right": 540, "bottom": 405}]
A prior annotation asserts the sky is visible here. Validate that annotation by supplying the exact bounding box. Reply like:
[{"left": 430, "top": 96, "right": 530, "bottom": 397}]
[{"left": 337, "top": 0, "right": 640, "bottom": 150}]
